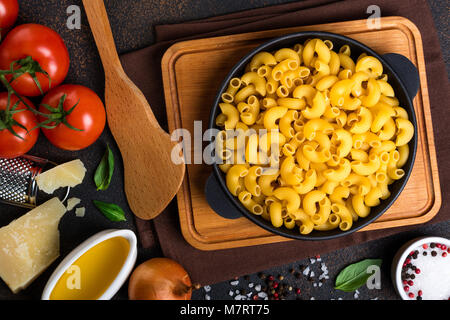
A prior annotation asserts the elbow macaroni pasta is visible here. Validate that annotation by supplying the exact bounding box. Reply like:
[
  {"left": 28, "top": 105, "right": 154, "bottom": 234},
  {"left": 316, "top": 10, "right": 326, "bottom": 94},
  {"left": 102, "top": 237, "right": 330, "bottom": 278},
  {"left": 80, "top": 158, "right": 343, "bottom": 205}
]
[{"left": 215, "top": 38, "right": 415, "bottom": 235}]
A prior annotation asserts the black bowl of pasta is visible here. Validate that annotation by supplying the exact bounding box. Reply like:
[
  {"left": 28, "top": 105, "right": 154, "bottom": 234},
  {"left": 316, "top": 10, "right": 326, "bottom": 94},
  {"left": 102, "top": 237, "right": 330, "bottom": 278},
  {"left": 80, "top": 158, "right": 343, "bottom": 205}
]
[{"left": 205, "top": 31, "right": 419, "bottom": 240}]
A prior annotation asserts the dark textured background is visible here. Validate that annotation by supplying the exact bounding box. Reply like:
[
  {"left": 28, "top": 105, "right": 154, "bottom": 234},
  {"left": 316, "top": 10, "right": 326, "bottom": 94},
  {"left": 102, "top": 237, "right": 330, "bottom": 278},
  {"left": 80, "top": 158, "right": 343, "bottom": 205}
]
[{"left": 0, "top": 0, "right": 448, "bottom": 300}]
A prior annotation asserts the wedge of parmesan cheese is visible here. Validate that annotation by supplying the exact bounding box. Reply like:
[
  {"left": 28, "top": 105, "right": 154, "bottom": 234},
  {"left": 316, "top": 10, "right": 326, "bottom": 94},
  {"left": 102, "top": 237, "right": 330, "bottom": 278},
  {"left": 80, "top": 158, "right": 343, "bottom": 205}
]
[
  {"left": 0, "top": 198, "right": 67, "bottom": 293},
  {"left": 66, "top": 197, "right": 81, "bottom": 211},
  {"left": 36, "top": 159, "right": 86, "bottom": 194}
]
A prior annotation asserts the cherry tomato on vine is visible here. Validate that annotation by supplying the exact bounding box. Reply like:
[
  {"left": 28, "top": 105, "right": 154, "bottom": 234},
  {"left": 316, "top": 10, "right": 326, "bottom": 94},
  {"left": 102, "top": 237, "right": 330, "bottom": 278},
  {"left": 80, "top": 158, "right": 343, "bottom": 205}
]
[
  {"left": 0, "top": 92, "right": 39, "bottom": 158},
  {"left": 0, "top": 23, "right": 70, "bottom": 97},
  {"left": 0, "top": 0, "right": 19, "bottom": 39},
  {"left": 38, "top": 84, "right": 106, "bottom": 151}
]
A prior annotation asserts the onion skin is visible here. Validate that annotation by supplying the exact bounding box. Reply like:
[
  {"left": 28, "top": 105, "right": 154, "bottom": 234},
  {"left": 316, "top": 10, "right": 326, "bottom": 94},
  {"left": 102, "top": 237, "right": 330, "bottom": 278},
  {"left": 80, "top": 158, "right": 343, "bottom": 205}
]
[{"left": 128, "top": 258, "right": 192, "bottom": 300}]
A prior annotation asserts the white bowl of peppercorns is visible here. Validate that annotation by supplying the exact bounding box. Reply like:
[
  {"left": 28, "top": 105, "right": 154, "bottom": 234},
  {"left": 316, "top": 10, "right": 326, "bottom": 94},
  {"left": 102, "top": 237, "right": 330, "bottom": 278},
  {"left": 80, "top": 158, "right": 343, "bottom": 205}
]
[{"left": 391, "top": 236, "right": 450, "bottom": 300}]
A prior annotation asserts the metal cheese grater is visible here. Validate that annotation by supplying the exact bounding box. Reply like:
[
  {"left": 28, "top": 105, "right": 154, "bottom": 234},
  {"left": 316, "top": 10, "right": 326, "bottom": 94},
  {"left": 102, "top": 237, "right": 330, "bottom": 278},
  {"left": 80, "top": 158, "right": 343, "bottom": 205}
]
[{"left": 0, "top": 155, "right": 69, "bottom": 209}]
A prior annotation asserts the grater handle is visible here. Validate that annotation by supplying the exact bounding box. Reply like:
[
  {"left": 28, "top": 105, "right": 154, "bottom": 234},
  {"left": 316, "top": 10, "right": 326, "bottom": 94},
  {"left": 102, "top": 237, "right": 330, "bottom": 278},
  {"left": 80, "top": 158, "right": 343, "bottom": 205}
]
[{"left": 0, "top": 155, "right": 70, "bottom": 209}]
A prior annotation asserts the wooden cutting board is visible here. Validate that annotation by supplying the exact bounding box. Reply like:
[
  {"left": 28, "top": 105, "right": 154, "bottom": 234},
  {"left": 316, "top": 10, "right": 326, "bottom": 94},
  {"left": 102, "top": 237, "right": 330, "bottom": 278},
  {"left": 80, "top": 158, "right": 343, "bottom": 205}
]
[{"left": 161, "top": 16, "right": 441, "bottom": 251}]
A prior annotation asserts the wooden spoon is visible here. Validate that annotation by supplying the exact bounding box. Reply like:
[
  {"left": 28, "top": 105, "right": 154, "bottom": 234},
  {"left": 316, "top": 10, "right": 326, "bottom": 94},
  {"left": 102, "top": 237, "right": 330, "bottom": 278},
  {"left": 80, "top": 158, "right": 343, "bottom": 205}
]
[{"left": 82, "top": 0, "right": 185, "bottom": 220}]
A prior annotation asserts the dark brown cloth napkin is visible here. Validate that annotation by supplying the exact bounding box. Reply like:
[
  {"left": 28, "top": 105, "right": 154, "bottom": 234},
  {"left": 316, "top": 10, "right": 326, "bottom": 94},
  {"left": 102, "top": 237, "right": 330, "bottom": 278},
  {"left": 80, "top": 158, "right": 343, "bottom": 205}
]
[{"left": 120, "top": 0, "right": 450, "bottom": 285}]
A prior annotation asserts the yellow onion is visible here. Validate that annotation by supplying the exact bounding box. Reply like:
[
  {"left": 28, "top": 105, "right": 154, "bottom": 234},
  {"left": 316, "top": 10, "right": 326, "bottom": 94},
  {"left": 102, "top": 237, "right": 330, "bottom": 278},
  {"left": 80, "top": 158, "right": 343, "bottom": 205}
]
[{"left": 128, "top": 258, "right": 193, "bottom": 300}]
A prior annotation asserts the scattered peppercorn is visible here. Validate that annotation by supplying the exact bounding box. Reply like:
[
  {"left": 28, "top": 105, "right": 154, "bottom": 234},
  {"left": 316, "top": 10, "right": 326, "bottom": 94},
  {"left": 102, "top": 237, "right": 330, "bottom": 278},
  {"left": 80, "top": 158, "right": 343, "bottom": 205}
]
[
  {"left": 423, "top": 251, "right": 427, "bottom": 256},
  {"left": 430, "top": 242, "right": 436, "bottom": 248},
  {"left": 416, "top": 296, "right": 422, "bottom": 300},
  {"left": 431, "top": 251, "right": 437, "bottom": 257}
]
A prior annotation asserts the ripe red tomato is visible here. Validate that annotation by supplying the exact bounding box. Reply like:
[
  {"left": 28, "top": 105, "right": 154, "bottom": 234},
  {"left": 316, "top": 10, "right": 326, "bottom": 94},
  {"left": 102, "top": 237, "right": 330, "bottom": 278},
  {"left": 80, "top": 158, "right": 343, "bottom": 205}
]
[
  {"left": 0, "top": 0, "right": 19, "bottom": 38},
  {"left": 0, "top": 92, "right": 39, "bottom": 158},
  {"left": 0, "top": 23, "right": 70, "bottom": 97},
  {"left": 38, "top": 84, "right": 106, "bottom": 151}
]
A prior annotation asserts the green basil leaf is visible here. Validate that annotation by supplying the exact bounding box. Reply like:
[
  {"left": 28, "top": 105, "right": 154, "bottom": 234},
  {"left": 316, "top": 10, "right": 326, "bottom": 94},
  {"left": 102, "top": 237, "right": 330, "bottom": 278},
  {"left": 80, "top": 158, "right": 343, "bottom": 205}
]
[
  {"left": 334, "top": 259, "right": 382, "bottom": 292},
  {"left": 93, "top": 200, "right": 126, "bottom": 222},
  {"left": 94, "top": 145, "right": 114, "bottom": 191}
]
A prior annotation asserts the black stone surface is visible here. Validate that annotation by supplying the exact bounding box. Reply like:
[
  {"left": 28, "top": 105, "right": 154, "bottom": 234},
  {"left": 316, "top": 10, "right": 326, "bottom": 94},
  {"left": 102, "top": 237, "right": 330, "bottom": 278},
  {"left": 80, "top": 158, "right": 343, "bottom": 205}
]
[{"left": 0, "top": 0, "right": 448, "bottom": 300}]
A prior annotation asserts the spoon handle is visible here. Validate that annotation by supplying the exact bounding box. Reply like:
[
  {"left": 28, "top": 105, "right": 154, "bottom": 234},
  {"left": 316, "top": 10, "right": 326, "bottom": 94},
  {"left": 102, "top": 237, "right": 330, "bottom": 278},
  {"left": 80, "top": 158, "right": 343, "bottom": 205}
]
[{"left": 82, "top": 0, "right": 122, "bottom": 72}]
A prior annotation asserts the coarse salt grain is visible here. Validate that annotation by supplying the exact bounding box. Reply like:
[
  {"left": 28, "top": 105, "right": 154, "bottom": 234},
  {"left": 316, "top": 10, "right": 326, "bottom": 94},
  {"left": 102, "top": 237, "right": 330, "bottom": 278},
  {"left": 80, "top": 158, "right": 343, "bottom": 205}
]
[
  {"left": 302, "top": 266, "right": 310, "bottom": 276},
  {"left": 228, "top": 290, "right": 234, "bottom": 296},
  {"left": 205, "top": 294, "right": 211, "bottom": 300},
  {"left": 248, "top": 282, "right": 254, "bottom": 288},
  {"left": 255, "top": 284, "right": 261, "bottom": 291},
  {"left": 258, "top": 292, "right": 268, "bottom": 299},
  {"left": 204, "top": 285, "right": 211, "bottom": 292},
  {"left": 230, "top": 280, "right": 239, "bottom": 286}
]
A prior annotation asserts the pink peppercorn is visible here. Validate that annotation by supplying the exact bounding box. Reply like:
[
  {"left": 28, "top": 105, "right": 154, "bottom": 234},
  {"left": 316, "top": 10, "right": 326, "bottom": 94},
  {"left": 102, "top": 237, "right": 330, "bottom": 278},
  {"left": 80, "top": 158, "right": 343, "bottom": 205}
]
[
  {"left": 422, "top": 244, "right": 428, "bottom": 249},
  {"left": 415, "top": 268, "right": 421, "bottom": 274},
  {"left": 407, "top": 280, "right": 414, "bottom": 286},
  {"left": 273, "top": 282, "right": 279, "bottom": 289},
  {"left": 409, "top": 293, "right": 415, "bottom": 298},
  {"left": 296, "top": 288, "right": 301, "bottom": 294},
  {"left": 418, "top": 290, "right": 423, "bottom": 296},
  {"left": 403, "top": 280, "right": 407, "bottom": 285},
  {"left": 273, "top": 292, "right": 279, "bottom": 298},
  {"left": 441, "top": 245, "right": 447, "bottom": 250},
  {"left": 268, "top": 275, "right": 274, "bottom": 281},
  {"left": 405, "top": 258, "right": 411, "bottom": 264},
  {"left": 443, "top": 252, "right": 447, "bottom": 257},
  {"left": 436, "top": 243, "right": 441, "bottom": 249},
  {"left": 404, "top": 286, "right": 409, "bottom": 292},
  {"left": 253, "top": 295, "right": 258, "bottom": 300}
]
